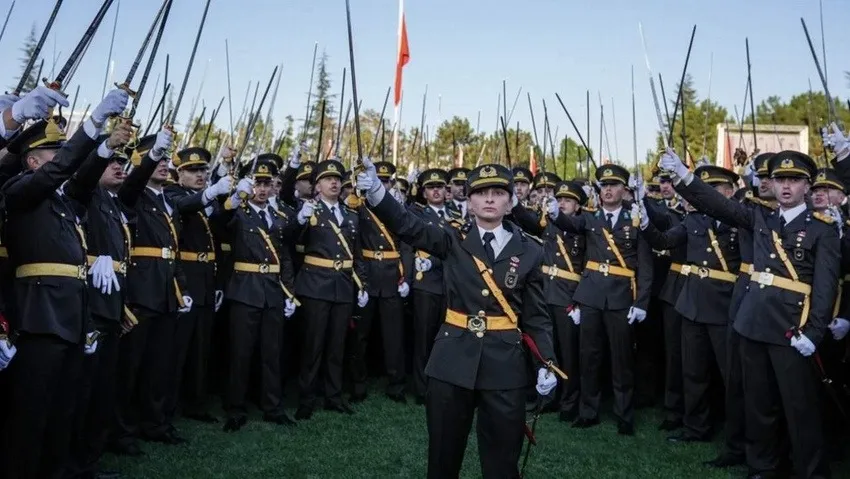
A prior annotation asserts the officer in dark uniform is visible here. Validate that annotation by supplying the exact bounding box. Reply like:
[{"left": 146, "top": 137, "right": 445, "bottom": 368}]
[
  {"left": 512, "top": 167, "right": 533, "bottom": 203},
  {"left": 512, "top": 180, "right": 587, "bottom": 422},
  {"left": 164, "top": 147, "right": 232, "bottom": 425},
  {"left": 532, "top": 171, "right": 560, "bottom": 200},
  {"left": 662, "top": 149, "right": 838, "bottom": 479},
  {"left": 446, "top": 167, "right": 470, "bottom": 219},
  {"left": 395, "top": 177, "right": 410, "bottom": 204},
  {"left": 293, "top": 160, "right": 368, "bottom": 419},
  {"left": 356, "top": 160, "right": 559, "bottom": 478},
  {"left": 0, "top": 86, "right": 126, "bottom": 478},
  {"left": 547, "top": 164, "right": 654, "bottom": 435},
  {"left": 220, "top": 159, "right": 299, "bottom": 432},
  {"left": 111, "top": 127, "right": 189, "bottom": 454},
  {"left": 350, "top": 161, "right": 409, "bottom": 403},
  {"left": 640, "top": 165, "right": 742, "bottom": 443}
]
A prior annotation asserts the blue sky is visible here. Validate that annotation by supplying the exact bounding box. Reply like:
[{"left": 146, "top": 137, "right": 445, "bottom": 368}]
[{"left": 0, "top": 0, "right": 847, "bottom": 167}]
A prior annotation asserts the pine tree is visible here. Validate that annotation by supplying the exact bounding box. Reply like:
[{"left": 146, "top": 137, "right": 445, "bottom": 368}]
[
  {"left": 306, "top": 51, "right": 336, "bottom": 159},
  {"left": 12, "top": 24, "right": 40, "bottom": 93}
]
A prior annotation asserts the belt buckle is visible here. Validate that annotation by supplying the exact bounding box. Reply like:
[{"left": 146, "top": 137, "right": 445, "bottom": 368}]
[
  {"left": 197, "top": 252, "right": 209, "bottom": 263},
  {"left": 758, "top": 272, "right": 774, "bottom": 288},
  {"left": 681, "top": 265, "right": 692, "bottom": 276},
  {"left": 118, "top": 262, "right": 127, "bottom": 275},
  {"left": 467, "top": 310, "right": 487, "bottom": 338},
  {"left": 259, "top": 263, "right": 270, "bottom": 274},
  {"left": 77, "top": 265, "right": 87, "bottom": 280},
  {"left": 333, "top": 260, "right": 343, "bottom": 271},
  {"left": 598, "top": 263, "right": 610, "bottom": 276},
  {"left": 374, "top": 251, "right": 384, "bottom": 260},
  {"left": 697, "top": 267, "right": 710, "bottom": 279},
  {"left": 161, "top": 247, "right": 172, "bottom": 259}
]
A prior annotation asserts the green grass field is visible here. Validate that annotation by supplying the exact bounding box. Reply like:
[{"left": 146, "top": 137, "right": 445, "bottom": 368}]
[{"left": 102, "top": 385, "right": 850, "bottom": 478}]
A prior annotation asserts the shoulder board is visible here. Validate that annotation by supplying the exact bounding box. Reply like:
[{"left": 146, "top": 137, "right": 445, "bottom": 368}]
[
  {"left": 582, "top": 206, "right": 597, "bottom": 214},
  {"left": 667, "top": 206, "right": 685, "bottom": 216},
  {"left": 344, "top": 206, "right": 358, "bottom": 214},
  {"left": 522, "top": 231, "right": 544, "bottom": 244},
  {"left": 813, "top": 211, "right": 834, "bottom": 224},
  {"left": 745, "top": 196, "right": 777, "bottom": 210},
  {"left": 646, "top": 193, "right": 662, "bottom": 200},
  {"left": 274, "top": 208, "right": 288, "bottom": 218}
]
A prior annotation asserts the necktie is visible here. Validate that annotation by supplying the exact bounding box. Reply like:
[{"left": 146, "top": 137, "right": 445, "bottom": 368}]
[
  {"left": 156, "top": 193, "right": 167, "bottom": 211},
  {"left": 606, "top": 213, "right": 614, "bottom": 228},
  {"left": 483, "top": 232, "right": 496, "bottom": 264},
  {"left": 779, "top": 215, "right": 787, "bottom": 235},
  {"left": 330, "top": 206, "right": 339, "bottom": 225},
  {"left": 258, "top": 210, "right": 269, "bottom": 230},
  {"left": 438, "top": 210, "right": 445, "bottom": 219}
]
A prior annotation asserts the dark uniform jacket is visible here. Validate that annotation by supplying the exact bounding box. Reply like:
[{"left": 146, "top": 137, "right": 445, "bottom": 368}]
[
  {"left": 165, "top": 185, "right": 218, "bottom": 307},
  {"left": 643, "top": 212, "right": 741, "bottom": 325},
  {"left": 359, "top": 204, "right": 404, "bottom": 298},
  {"left": 294, "top": 200, "right": 367, "bottom": 303},
  {"left": 404, "top": 203, "right": 459, "bottom": 296},
  {"left": 646, "top": 197, "right": 678, "bottom": 295},
  {"left": 551, "top": 206, "right": 654, "bottom": 311},
  {"left": 643, "top": 198, "right": 687, "bottom": 306},
  {"left": 729, "top": 194, "right": 776, "bottom": 320},
  {"left": 118, "top": 154, "right": 187, "bottom": 315},
  {"left": 2, "top": 127, "right": 99, "bottom": 343},
  {"left": 222, "top": 202, "right": 296, "bottom": 309},
  {"left": 676, "top": 176, "right": 839, "bottom": 346},
  {"left": 511, "top": 204, "right": 586, "bottom": 308},
  {"left": 0, "top": 158, "right": 23, "bottom": 322},
  {"left": 370, "top": 193, "right": 555, "bottom": 391}
]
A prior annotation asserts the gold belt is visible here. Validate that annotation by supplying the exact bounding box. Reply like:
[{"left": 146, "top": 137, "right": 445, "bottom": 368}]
[
  {"left": 677, "top": 264, "right": 737, "bottom": 283},
  {"left": 304, "top": 255, "right": 353, "bottom": 270},
  {"left": 179, "top": 251, "right": 216, "bottom": 263},
  {"left": 131, "top": 247, "right": 175, "bottom": 260},
  {"left": 749, "top": 271, "right": 811, "bottom": 295},
  {"left": 585, "top": 260, "right": 635, "bottom": 278},
  {"left": 670, "top": 263, "right": 684, "bottom": 274},
  {"left": 86, "top": 255, "right": 128, "bottom": 274},
  {"left": 233, "top": 262, "right": 280, "bottom": 274},
  {"left": 220, "top": 243, "right": 232, "bottom": 252},
  {"left": 16, "top": 263, "right": 87, "bottom": 280},
  {"left": 541, "top": 265, "right": 581, "bottom": 282},
  {"left": 445, "top": 309, "right": 516, "bottom": 337},
  {"left": 362, "top": 250, "right": 400, "bottom": 260},
  {"left": 739, "top": 262, "right": 753, "bottom": 276}
]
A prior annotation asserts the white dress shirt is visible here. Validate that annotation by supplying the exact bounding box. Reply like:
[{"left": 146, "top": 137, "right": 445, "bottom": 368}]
[
  {"left": 478, "top": 224, "right": 511, "bottom": 259},
  {"left": 249, "top": 201, "right": 272, "bottom": 228},
  {"left": 454, "top": 199, "right": 467, "bottom": 218},
  {"left": 321, "top": 198, "right": 344, "bottom": 224},
  {"left": 601, "top": 206, "right": 622, "bottom": 228},
  {"left": 779, "top": 202, "right": 807, "bottom": 226},
  {"left": 146, "top": 186, "right": 173, "bottom": 215},
  {"left": 429, "top": 204, "right": 447, "bottom": 218}
]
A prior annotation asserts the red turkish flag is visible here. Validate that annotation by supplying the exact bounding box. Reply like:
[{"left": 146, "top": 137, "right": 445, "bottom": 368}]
[{"left": 394, "top": 1, "right": 410, "bottom": 107}]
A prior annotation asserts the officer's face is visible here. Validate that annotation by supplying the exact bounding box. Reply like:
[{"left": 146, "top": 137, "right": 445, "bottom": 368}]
[
  {"left": 150, "top": 160, "right": 169, "bottom": 183},
  {"left": 828, "top": 188, "right": 846, "bottom": 207},
  {"left": 758, "top": 176, "right": 775, "bottom": 199},
  {"left": 772, "top": 177, "right": 809, "bottom": 208},
  {"left": 558, "top": 197, "right": 579, "bottom": 215},
  {"left": 451, "top": 181, "right": 466, "bottom": 201},
  {"left": 26, "top": 148, "right": 57, "bottom": 170},
  {"left": 100, "top": 159, "right": 126, "bottom": 190},
  {"left": 529, "top": 189, "right": 539, "bottom": 204},
  {"left": 514, "top": 182, "right": 530, "bottom": 200},
  {"left": 714, "top": 183, "right": 735, "bottom": 199},
  {"left": 341, "top": 186, "right": 352, "bottom": 199},
  {"left": 600, "top": 183, "right": 625, "bottom": 206},
  {"left": 295, "top": 179, "right": 313, "bottom": 198},
  {"left": 425, "top": 185, "right": 445, "bottom": 206},
  {"left": 659, "top": 179, "right": 675, "bottom": 199},
  {"left": 445, "top": 186, "right": 453, "bottom": 201},
  {"left": 316, "top": 176, "right": 341, "bottom": 200},
  {"left": 178, "top": 167, "right": 208, "bottom": 191},
  {"left": 811, "top": 187, "right": 830, "bottom": 210},
  {"left": 469, "top": 187, "right": 511, "bottom": 222},
  {"left": 253, "top": 179, "right": 272, "bottom": 204},
  {"left": 272, "top": 177, "right": 282, "bottom": 197},
  {"left": 535, "top": 186, "right": 553, "bottom": 199}
]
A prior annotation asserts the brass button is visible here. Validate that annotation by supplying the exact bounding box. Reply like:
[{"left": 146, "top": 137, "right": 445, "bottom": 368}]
[
  {"left": 770, "top": 254, "right": 776, "bottom": 259},
  {"left": 706, "top": 248, "right": 712, "bottom": 252},
  {"left": 765, "top": 268, "right": 771, "bottom": 273},
  {"left": 476, "top": 332, "right": 484, "bottom": 338},
  {"left": 482, "top": 289, "right": 490, "bottom": 297}
]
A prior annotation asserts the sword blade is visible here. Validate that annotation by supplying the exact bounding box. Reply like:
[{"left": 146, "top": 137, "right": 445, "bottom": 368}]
[
  {"left": 14, "top": 0, "right": 64, "bottom": 94},
  {"left": 170, "top": 0, "right": 212, "bottom": 125}
]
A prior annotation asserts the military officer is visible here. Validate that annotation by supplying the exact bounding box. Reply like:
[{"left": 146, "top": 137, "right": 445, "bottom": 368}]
[
  {"left": 546, "top": 164, "right": 654, "bottom": 435},
  {"left": 532, "top": 171, "right": 560, "bottom": 200},
  {"left": 356, "top": 160, "right": 558, "bottom": 479},
  {"left": 662, "top": 149, "right": 838, "bottom": 479},
  {"left": 446, "top": 167, "right": 470, "bottom": 219},
  {"left": 512, "top": 166, "right": 533, "bottom": 203}
]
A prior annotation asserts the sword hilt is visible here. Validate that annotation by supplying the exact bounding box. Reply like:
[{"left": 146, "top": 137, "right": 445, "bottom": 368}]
[{"left": 115, "top": 82, "right": 138, "bottom": 98}]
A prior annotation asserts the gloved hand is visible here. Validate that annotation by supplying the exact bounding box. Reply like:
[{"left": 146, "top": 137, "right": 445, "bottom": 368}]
[
  {"left": 214, "top": 290, "right": 224, "bottom": 313},
  {"left": 406, "top": 167, "right": 419, "bottom": 185},
  {"left": 235, "top": 177, "right": 253, "bottom": 197},
  {"left": 150, "top": 128, "right": 174, "bottom": 161},
  {"left": 88, "top": 255, "right": 120, "bottom": 295},
  {"left": 10, "top": 85, "right": 70, "bottom": 124},
  {"left": 288, "top": 142, "right": 307, "bottom": 168},
  {"left": 827, "top": 206, "right": 844, "bottom": 239},
  {"left": 355, "top": 157, "right": 382, "bottom": 196},
  {"left": 830, "top": 318, "right": 850, "bottom": 341},
  {"left": 627, "top": 306, "right": 647, "bottom": 325},
  {"left": 568, "top": 306, "right": 581, "bottom": 325},
  {"left": 398, "top": 282, "right": 410, "bottom": 298},
  {"left": 414, "top": 257, "right": 432, "bottom": 272},
  {"left": 357, "top": 291, "right": 369, "bottom": 308},
  {"left": 297, "top": 200, "right": 315, "bottom": 225},
  {"left": 390, "top": 187, "right": 405, "bottom": 204},
  {"left": 179, "top": 295, "right": 193, "bottom": 313},
  {"left": 0, "top": 93, "right": 19, "bottom": 113},
  {"left": 511, "top": 191, "right": 519, "bottom": 208},
  {"left": 742, "top": 159, "right": 755, "bottom": 179},
  {"left": 204, "top": 175, "right": 233, "bottom": 203},
  {"left": 546, "top": 197, "right": 559, "bottom": 220},
  {"left": 84, "top": 332, "right": 99, "bottom": 356},
  {"left": 105, "top": 122, "right": 134, "bottom": 151},
  {"left": 535, "top": 367, "right": 557, "bottom": 396},
  {"left": 284, "top": 298, "right": 297, "bottom": 318},
  {"left": 91, "top": 89, "right": 130, "bottom": 125},
  {"left": 659, "top": 148, "right": 689, "bottom": 178},
  {"left": 217, "top": 144, "right": 237, "bottom": 164},
  {"left": 0, "top": 338, "right": 16, "bottom": 371},
  {"left": 638, "top": 202, "right": 649, "bottom": 229},
  {"left": 823, "top": 123, "right": 850, "bottom": 162},
  {"left": 790, "top": 333, "right": 816, "bottom": 357}
]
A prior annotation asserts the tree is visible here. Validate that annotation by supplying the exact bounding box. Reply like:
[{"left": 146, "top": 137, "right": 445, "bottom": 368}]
[
  {"left": 305, "top": 51, "right": 336, "bottom": 157},
  {"left": 12, "top": 24, "right": 40, "bottom": 93}
]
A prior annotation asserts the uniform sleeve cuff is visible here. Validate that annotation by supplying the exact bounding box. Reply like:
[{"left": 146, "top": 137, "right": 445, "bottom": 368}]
[
  {"left": 83, "top": 118, "right": 102, "bottom": 140},
  {"left": 367, "top": 185, "right": 386, "bottom": 206},
  {"left": 0, "top": 117, "right": 18, "bottom": 140},
  {"left": 97, "top": 141, "right": 114, "bottom": 159}
]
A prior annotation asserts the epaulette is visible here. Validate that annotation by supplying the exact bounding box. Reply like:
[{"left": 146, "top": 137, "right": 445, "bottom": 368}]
[
  {"left": 344, "top": 193, "right": 363, "bottom": 210},
  {"left": 744, "top": 195, "right": 778, "bottom": 210},
  {"left": 646, "top": 192, "right": 662, "bottom": 200},
  {"left": 583, "top": 206, "right": 597, "bottom": 214},
  {"left": 668, "top": 206, "right": 685, "bottom": 216},
  {"left": 813, "top": 211, "right": 834, "bottom": 224},
  {"left": 344, "top": 205, "right": 359, "bottom": 214},
  {"left": 522, "top": 231, "right": 544, "bottom": 244}
]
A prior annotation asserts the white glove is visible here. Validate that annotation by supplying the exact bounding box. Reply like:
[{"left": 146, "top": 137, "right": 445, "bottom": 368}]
[
  {"left": 179, "top": 295, "right": 193, "bottom": 313},
  {"left": 398, "top": 282, "right": 410, "bottom": 298},
  {"left": 830, "top": 318, "right": 850, "bottom": 341},
  {"left": 824, "top": 123, "right": 850, "bottom": 162},
  {"left": 406, "top": 168, "right": 419, "bottom": 185},
  {"left": 511, "top": 192, "right": 519, "bottom": 208},
  {"left": 634, "top": 173, "right": 646, "bottom": 202},
  {"left": 637, "top": 202, "right": 649, "bottom": 229},
  {"left": 10, "top": 85, "right": 70, "bottom": 123},
  {"left": 84, "top": 332, "right": 99, "bottom": 356},
  {"left": 88, "top": 255, "right": 120, "bottom": 295},
  {"left": 284, "top": 298, "right": 297, "bottom": 318},
  {"left": 414, "top": 257, "right": 432, "bottom": 272},
  {"left": 289, "top": 142, "right": 306, "bottom": 168},
  {"left": 546, "top": 197, "right": 559, "bottom": 220},
  {"left": 0, "top": 339, "right": 16, "bottom": 370},
  {"left": 742, "top": 159, "right": 755, "bottom": 179},
  {"left": 204, "top": 175, "right": 232, "bottom": 202},
  {"left": 827, "top": 206, "right": 844, "bottom": 239},
  {"left": 355, "top": 157, "right": 382, "bottom": 195},
  {"left": 390, "top": 187, "right": 405, "bottom": 204},
  {"left": 568, "top": 306, "right": 581, "bottom": 325},
  {"left": 627, "top": 306, "right": 647, "bottom": 325},
  {"left": 535, "top": 367, "right": 557, "bottom": 396},
  {"left": 297, "top": 200, "right": 315, "bottom": 225},
  {"left": 150, "top": 128, "right": 174, "bottom": 160},
  {"left": 214, "top": 290, "right": 224, "bottom": 313},
  {"left": 0, "top": 94, "right": 19, "bottom": 113},
  {"left": 235, "top": 177, "right": 253, "bottom": 197},
  {"left": 357, "top": 291, "right": 369, "bottom": 308},
  {"left": 659, "top": 148, "right": 689, "bottom": 178},
  {"left": 790, "top": 333, "right": 816, "bottom": 357},
  {"left": 91, "top": 89, "right": 130, "bottom": 125}
]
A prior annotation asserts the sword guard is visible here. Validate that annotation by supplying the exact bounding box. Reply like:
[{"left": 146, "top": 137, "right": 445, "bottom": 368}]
[
  {"left": 42, "top": 78, "right": 67, "bottom": 97},
  {"left": 114, "top": 82, "right": 138, "bottom": 98}
]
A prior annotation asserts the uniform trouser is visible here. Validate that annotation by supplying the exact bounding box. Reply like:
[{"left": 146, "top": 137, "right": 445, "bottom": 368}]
[
  {"left": 819, "top": 337, "right": 848, "bottom": 446},
  {"left": 112, "top": 309, "right": 176, "bottom": 445},
  {"left": 208, "top": 300, "right": 231, "bottom": 397},
  {"left": 723, "top": 325, "right": 746, "bottom": 459},
  {"left": 740, "top": 337, "right": 829, "bottom": 478},
  {"left": 66, "top": 324, "right": 120, "bottom": 478},
  {"left": 426, "top": 378, "right": 525, "bottom": 479},
  {"left": 299, "top": 298, "right": 352, "bottom": 408},
  {"left": 166, "top": 304, "right": 214, "bottom": 420},
  {"left": 2, "top": 334, "right": 83, "bottom": 479},
  {"left": 412, "top": 291, "right": 444, "bottom": 399},
  {"left": 352, "top": 294, "right": 406, "bottom": 396},
  {"left": 578, "top": 305, "right": 634, "bottom": 425},
  {"left": 660, "top": 302, "right": 684, "bottom": 422},
  {"left": 550, "top": 305, "right": 580, "bottom": 415},
  {"left": 681, "top": 319, "right": 727, "bottom": 438},
  {"left": 634, "top": 299, "right": 664, "bottom": 405},
  {"left": 225, "top": 302, "right": 283, "bottom": 418}
]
